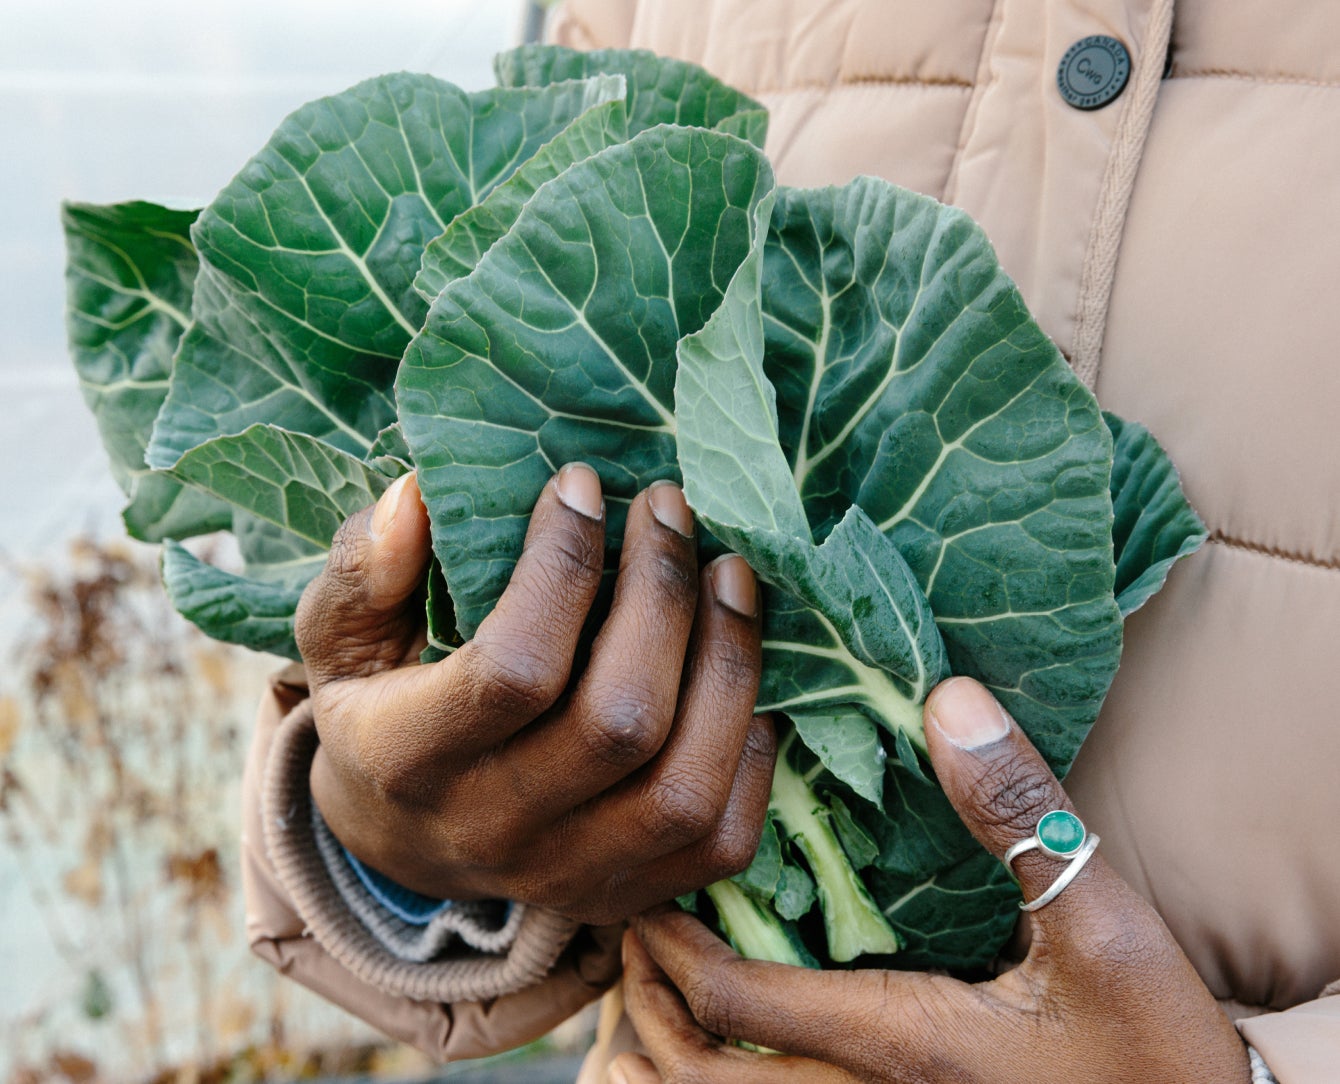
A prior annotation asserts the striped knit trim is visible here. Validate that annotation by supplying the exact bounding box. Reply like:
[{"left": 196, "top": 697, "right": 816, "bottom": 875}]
[
  {"left": 312, "top": 808, "right": 525, "bottom": 963},
  {"left": 260, "top": 700, "right": 579, "bottom": 1003},
  {"left": 1248, "top": 1045, "right": 1279, "bottom": 1084}
]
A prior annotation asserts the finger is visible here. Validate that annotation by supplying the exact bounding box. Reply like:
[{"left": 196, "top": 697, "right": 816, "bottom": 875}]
[
  {"left": 553, "top": 555, "right": 764, "bottom": 872},
  {"left": 501, "top": 482, "right": 702, "bottom": 814},
  {"left": 314, "top": 464, "right": 606, "bottom": 798},
  {"left": 607, "top": 1053, "right": 661, "bottom": 1084},
  {"left": 630, "top": 908, "right": 937, "bottom": 1066},
  {"left": 922, "top": 676, "right": 1121, "bottom": 933},
  {"left": 446, "top": 461, "right": 607, "bottom": 732},
  {"left": 621, "top": 928, "right": 853, "bottom": 1084},
  {"left": 296, "top": 472, "right": 431, "bottom": 688},
  {"left": 587, "top": 713, "right": 776, "bottom": 922}
]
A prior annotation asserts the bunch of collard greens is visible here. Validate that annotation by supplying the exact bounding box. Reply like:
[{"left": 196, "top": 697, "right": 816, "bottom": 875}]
[{"left": 64, "top": 46, "right": 1206, "bottom": 971}]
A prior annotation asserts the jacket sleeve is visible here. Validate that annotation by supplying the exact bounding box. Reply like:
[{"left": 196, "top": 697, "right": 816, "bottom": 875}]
[
  {"left": 1236, "top": 985, "right": 1340, "bottom": 1084},
  {"left": 240, "top": 667, "right": 624, "bottom": 1062}
]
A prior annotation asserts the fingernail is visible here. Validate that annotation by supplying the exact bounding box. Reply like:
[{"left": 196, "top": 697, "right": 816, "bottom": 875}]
[
  {"left": 555, "top": 462, "right": 603, "bottom": 521},
  {"left": 927, "top": 677, "right": 1011, "bottom": 749},
  {"left": 609, "top": 1065, "right": 629, "bottom": 1084},
  {"left": 647, "top": 480, "right": 693, "bottom": 538},
  {"left": 370, "top": 473, "right": 412, "bottom": 540},
  {"left": 711, "top": 554, "right": 757, "bottom": 618}
]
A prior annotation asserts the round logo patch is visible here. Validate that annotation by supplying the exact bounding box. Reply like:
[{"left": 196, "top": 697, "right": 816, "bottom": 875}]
[{"left": 1057, "top": 36, "right": 1131, "bottom": 111}]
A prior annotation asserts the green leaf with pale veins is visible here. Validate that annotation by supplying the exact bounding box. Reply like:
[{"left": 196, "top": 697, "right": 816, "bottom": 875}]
[
  {"left": 62, "top": 200, "right": 230, "bottom": 541},
  {"left": 674, "top": 184, "right": 949, "bottom": 743},
  {"left": 1104, "top": 411, "right": 1207, "bottom": 616},
  {"left": 147, "top": 73, "right": 632, "bottom": 470},
  {"left": 790, "top": 709, "right": 886, "bottom": 806},
  {"left": 773, "top": 859, "right": 817, "bottom": 922},
  {"left": 494, "top": 45, "right": 768, "bottom": 146},
  {"left": 760, "top": 180, "right": 1123, "bottom": 774},
  {"left": 172, "top": 424, "right": 392, "bottom": 550},
  {"left": 868, "top": 850, "right": 1021, "bottom": 971},
  {"left": 414, "top": 79, "right": 629, "bottom": 301},
  {"left": 731, "top": 816, "right": 782, "bottom": 901},
  {"left": 163, "top": 426, "right": 393, "bottom": 656},
  {"left": 162, "top": 541, "right": 308, "bottom": 660},
  {"left": 398, "top": 126, "right": 776, "bottom": 637}
]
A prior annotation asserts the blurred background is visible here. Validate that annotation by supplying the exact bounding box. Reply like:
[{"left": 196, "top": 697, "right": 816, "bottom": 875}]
[{"left": 0, "top": 2, "right": 592, "bottom": 1080}]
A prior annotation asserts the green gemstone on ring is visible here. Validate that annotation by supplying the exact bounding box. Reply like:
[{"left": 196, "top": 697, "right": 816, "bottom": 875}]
[{"left": 1036, "top": 810, "right": 1085, "bottom": 857}]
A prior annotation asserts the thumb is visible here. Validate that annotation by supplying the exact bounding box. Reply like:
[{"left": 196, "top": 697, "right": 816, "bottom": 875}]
[
  {"left": 295, "top": 471, "right": 432, "bottom": 686},
  {"left": 922, "top": 677, "right": 1105, "bottom": 928}
]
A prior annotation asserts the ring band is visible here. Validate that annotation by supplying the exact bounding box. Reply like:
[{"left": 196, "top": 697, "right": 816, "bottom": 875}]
[{"left": 1003, "top": 810, "right": 1099, "bottom": 912}]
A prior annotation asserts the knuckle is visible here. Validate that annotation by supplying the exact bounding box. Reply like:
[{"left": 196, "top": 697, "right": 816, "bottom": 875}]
[
  {"left": 579, "top": 691, "right": 666, "bottom": 769},
  {"left": 699, "top": 823, "right": 756, "bottom": 880},
  {"left": 646, "top": 773, "right": 722, "bottom": 849},
  {"left": 699, "top": 636, "right": 761, "bottom": 699},
  {"left": 458, "top": 640, "right": 565, "bottom": 719},
  {"left": 358, "top": 747, "right": 437, "bottom": 811},
  {"left": 1071, "top": 905, "right": 1168, "bottom": 976},
  {"left": 533, "top": 519, "right": 605, "bottom": 586},
  {"left": 972, "top": 750, "right": 1058, "bottom": 837},
  {"left": 681, "top": 963, "right": 745, "bottom": 1039},
  {"left": 293, "top": 515, "right": 375, "bottom": 662},
  {"left": 631, "top": 548, "right": 697, "bottom": 608}
]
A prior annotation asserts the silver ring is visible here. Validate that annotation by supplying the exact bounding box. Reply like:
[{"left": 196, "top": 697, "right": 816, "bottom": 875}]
[{"left": 1003, "top": 810, "right": 1099, "bottom": 912}]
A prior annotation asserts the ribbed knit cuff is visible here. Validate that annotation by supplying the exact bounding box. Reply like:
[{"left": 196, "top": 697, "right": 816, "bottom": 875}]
[
  {"left": 260, "top": 699, "right": 579, "bottom": 1003},
  {"left": 312, "top": 807, "right": 524, "bottom": 963},
  {"left": 1248, "top": 1046, "right": 1278, "bottom": 1084}
]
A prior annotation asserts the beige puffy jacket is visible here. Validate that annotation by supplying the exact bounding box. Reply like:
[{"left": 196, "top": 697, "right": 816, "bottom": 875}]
[{"left": 241, "top": 0, "right": 1340, "bottom": 1078}]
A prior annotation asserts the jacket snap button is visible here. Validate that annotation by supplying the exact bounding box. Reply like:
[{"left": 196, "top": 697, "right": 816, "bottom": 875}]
[{"left": 1057, "top": 36, "right": 1131, "bottom": 110}]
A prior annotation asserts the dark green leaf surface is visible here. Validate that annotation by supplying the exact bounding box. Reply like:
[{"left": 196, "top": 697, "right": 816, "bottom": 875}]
[
  {"left": 760, "top": 180, "right": 1123, "bottom": 773},
  {"left": 62, "top": 201, "right": 231, "bottom": 542},
  {"left": 172, "top": 424, "right": 392, "bottom": 549},
  {"left": 65, "top": 50, "right": 1207, "bottom": 967},
  {"left": 674, "top": 191, "right": 948, "bottom": 741},
  {"left": 773, "top": 859, "right": 817, "bottom": 921},
  {"left": 414, "top": 77, "right": 629, "bottom": 301},
  {"left": 869, "top": 849, "right": 1021, "bottom": 971},
  {"left": 1105, "top": 411, "right": 1207, "bottom": 616},
  {"left": 399, "top": 125, "right": 774, "bottom": 636},
  {"left": 732, "top": 816, "right": 782, "bottom": 900},
  {"left": 147, "top": 73, "right": 624, "bottom": 469},
  {"left": 161, "top": 541, "right": 307, "bottom": 660},
  {"left": 789, "top": 709, "right": 886, "bottom": 806},
  {"left": 495, "top": 45, "right": 767, "bottom": 145}
]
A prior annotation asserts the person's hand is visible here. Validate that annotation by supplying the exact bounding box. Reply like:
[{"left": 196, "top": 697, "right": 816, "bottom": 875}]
[
  {"left": 610, "top": 676, "right": 1251, "bottom": 1084},
  {"left": 297, "top": 464, "right": 776, "bottom": 925}
]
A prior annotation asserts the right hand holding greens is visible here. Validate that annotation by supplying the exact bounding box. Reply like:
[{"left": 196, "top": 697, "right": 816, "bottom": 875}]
[{"left": 297, "top": 465, "right": 775, "bottom": 925}]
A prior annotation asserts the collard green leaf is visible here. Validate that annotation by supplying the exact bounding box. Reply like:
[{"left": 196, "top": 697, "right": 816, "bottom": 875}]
[
  {"left": 1104, "top": 411, "right": 1207, "bottom": 616},
  {"left": 826, "top": 793, "right": 879, "bottom": 871},
  {"left": 773, "top": 859, "right": 817, "bottom": 922},
  {"left": 869, "top": 849, "right": 1020, "bottom": 970},
  {"left": 674, "top": 188, "right": 948, "bottom": 740},
  {"left": 731, "top": 815, "right": 782, "bottom": 901},
  {"left": 399, "top": 125, "right": 775, "bottom": 637},
  {"left": 761, "top": 180, "right": 1123, "bottom": 774},
  {"left": 172, "top": 424, "right": 392, "bottom": 550},
  {"left": 147, "top": 73, "right": 627, "bottom": 470},
  {"left": 494, "top": 45, "right": 768, "bottom": 146},
  {"left": 415, "top": 80, "right": 630, "bottom": 301},
  {"left": 62, "top": 200, "right": 231, "bottom": 542},
  {"left": 162, "top": 541, "right": 307, "bottom": 660},
  {"left": 368, "top": 421, "right": 413, "bottom": 474},
  {"left": 789, "top": 709, "right": 886, "bottom": 806}
]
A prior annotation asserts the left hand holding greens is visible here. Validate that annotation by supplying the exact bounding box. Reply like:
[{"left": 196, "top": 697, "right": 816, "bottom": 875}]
[{"left": 610, "top": 677, "right": 1251, "bottom": 1084}]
